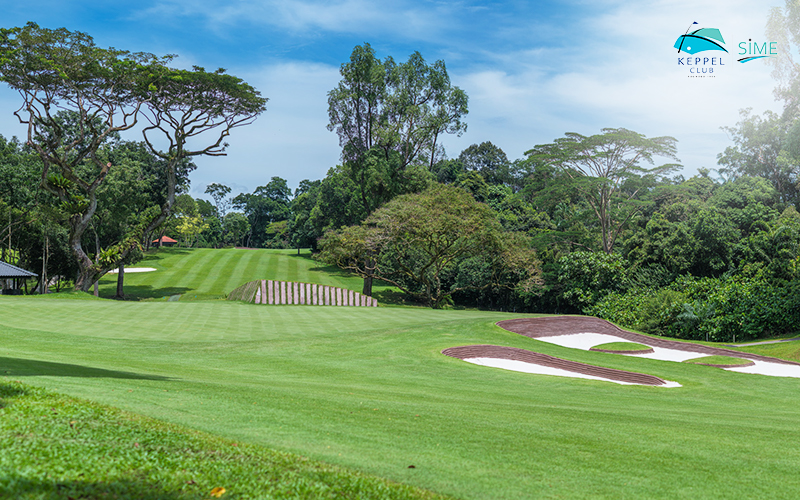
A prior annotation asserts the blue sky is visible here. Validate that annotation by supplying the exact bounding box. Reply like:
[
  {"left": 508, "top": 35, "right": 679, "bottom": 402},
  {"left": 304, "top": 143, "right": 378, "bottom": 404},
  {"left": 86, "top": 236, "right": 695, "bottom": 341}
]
[{"left": 0, "top": 0, "right": 784, "bottom": 199}]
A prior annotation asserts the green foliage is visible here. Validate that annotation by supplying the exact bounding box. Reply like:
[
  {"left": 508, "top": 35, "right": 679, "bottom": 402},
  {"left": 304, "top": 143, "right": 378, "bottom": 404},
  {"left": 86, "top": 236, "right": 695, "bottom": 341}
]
[
  {"left": 526, "top": 128, "right": 680, "bottom": 253},
  {"left": 591, "top": 274, "right": 800, "bottom": 342},
  {"left": 557, "top": 251, "right": 628, "bottom": 312},
  {"left": 319, "top": 185, "right": 541, "bottom": 308}
]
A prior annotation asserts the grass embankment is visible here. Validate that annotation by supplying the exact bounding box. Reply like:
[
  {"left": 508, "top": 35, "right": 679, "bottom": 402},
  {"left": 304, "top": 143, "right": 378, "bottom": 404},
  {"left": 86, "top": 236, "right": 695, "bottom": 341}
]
[
  {"left": 0, "top": 381, "right": 447, "bottom": 500},
  {"left": 97, "top": 248, "right": 399, "bottom": 303},
  {"left": 3, "top": 297, "right": 800, "bottom": 499},
  {"left": 590, "top": 342, "right": 651, "bottom": 352},
  {"left": 734, "top": 342, "right": 800, "bottom": 362},
  {"left": 683, "top": 356, "right": 754, "bottom": 367}
]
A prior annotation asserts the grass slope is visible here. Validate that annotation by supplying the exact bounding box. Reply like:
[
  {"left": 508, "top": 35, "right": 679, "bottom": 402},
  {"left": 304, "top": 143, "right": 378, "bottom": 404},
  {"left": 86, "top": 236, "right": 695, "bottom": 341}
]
[
  {"left": 0, "top": 381, "right": 448, "bottom": 499},
  {"left": 4, "top": 248, "right": 800, "bottom": 498},
  {"left": 3, "top": 296, "right": 800, "bottom": 499},
  {"left": 97, "top": 248, "right": 395, "bottom": 302}
]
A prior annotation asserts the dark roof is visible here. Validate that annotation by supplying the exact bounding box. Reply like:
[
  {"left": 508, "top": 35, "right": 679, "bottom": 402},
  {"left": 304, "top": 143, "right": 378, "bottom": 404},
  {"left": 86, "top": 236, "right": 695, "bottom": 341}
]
[{"left": 0, "top": 261, "right": 38, "bottom": 279}]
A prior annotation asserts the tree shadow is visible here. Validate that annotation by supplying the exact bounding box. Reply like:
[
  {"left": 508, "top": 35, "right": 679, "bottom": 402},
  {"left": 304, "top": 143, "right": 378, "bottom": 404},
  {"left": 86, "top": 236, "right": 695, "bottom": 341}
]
[
  {"left": 0, "top": 382, "right": 26, "bottom": 409},
  {"left": 95, "top": 284, "right": 193, "bottom": 301},
  {"left": 0, "top": 477, "right": 192, "bottom": 500},
  {"left": 0, "top": 357, "right": 172, "bottom": 380}
]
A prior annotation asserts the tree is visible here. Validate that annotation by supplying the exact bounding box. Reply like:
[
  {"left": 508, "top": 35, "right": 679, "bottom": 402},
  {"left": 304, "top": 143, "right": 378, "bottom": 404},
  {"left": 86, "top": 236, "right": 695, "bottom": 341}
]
[
  {"left": 0, "top": 23, "right": 162, "bottom": 291},
  {"left": 205, "top": 183, "right": 231, "bottom": 218},
  {"left": 326, "top": 44, "right": 467, "bottom": 295},
  {"left": 327, "top": 43, "right": 468, "bottom": 178},
  {"left": 231, "top": 177, "right": 291, "bottom": 248},
  {"left": 526, "top": 128, "right": 680, "bottom": 253},
  {"left": 717, "top": 109, "right": 797, "bottom": 203},
  {"left": 767, "top": 1, "right": 800, "bottom": 115},
  {"left": 318, "top": 185, "right": 541, "bottom": 308},
  {"left": 458, "top": 141, "right": 511, "bottom": 185},
  {"left": 139, "top": 65, "right": 267, "bottom": 251}
]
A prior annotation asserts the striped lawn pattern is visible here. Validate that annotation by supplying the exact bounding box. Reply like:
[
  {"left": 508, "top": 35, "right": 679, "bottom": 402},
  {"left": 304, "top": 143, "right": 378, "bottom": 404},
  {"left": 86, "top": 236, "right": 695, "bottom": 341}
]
[{"left": 97, "top": 248, "right": 369, "bottom": 301}]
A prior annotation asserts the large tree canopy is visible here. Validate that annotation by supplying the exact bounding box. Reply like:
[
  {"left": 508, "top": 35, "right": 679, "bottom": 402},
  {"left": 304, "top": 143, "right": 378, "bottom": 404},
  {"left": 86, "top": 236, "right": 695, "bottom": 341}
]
[
  {"left": 0, "top": 23, "right": 267, "bottom": 291},
  {"left": 318, "top": 184, "right": 541, "bottom": 308},
  {"left": 0, "top": 23, "right": 164, "bottom": 291},
  {"left": 526, "top": 128, "right": 680, "bottom": 254}
]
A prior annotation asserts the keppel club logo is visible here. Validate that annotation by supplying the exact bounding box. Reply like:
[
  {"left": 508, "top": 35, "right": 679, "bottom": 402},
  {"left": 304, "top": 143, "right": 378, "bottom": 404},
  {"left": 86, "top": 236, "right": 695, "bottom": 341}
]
[{"left": 675, "top": 22, "right": 726, "bottom": 77}]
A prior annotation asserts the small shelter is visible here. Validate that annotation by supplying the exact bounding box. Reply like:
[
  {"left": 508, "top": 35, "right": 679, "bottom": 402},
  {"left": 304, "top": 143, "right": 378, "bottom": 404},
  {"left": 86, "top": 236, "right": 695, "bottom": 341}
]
[
  {"left": 152, "top": 236, "right": 178, "bottom": 247},
  {"left": 0, "top": 261, "right": 38, "bottom": 295}
]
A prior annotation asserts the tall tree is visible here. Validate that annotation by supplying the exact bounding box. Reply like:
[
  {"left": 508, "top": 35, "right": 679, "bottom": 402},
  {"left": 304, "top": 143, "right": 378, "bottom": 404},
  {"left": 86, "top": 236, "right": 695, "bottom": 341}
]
[
  {"left": 0, "top": 23, "right": 164, "bottom": 291},
  {"left": 326, "top": 43, "right": 466, "bottom": 295},
  {"left": 139, "top": 65, "right": 267, "bottom": 249},
  {"left": 205, "top": 183, "right": 232, "bottom": 218},
  {"left": 458, "top": 141, "right": 511, "bottom": 185},
  {"left": 717, "top": 108, "right": 797, "bottom": 203},
  {"left": 526, "top": 128, "right": 680, "bottom": 254}
]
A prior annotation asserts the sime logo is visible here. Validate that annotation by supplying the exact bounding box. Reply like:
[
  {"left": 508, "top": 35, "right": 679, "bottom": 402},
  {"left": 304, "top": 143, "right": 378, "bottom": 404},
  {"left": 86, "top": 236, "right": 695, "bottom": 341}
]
[
  {"left": 738, "top": 39, "right": 778, "bottom": 63},
  {"left": 674, "top": 22, "right": 727, "bottom": 77}
]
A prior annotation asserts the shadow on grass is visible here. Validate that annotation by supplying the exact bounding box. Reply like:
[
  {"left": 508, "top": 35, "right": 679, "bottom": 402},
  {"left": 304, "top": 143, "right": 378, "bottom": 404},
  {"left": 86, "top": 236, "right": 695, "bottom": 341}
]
[
  {"left": 0, "top": 477, "right": 190, "bottom": 500},
  {"left": 0, "top": 382, "right": 26, "bottom": 408},
  {"left": 96, "top": 285, "right": 193, "bottom": 301},
  {"left": 0, "top": 357, "right": 171, "bottom": 380}
]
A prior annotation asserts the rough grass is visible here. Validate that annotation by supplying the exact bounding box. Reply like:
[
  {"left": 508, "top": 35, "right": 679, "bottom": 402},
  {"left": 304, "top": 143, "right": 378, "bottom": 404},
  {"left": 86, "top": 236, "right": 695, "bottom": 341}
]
[{"left": 0, "top": 380, "right": 449, "bottom": 500}]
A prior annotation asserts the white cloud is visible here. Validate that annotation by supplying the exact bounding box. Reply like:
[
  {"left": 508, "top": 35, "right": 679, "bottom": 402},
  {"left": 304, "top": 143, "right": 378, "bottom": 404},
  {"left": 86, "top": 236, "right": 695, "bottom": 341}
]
[
  {"left": 188, "top": 60, "right": 343, "bottom": 198},
  {"left": 439, "top": 0, "right": 783, "bottom": 175}
]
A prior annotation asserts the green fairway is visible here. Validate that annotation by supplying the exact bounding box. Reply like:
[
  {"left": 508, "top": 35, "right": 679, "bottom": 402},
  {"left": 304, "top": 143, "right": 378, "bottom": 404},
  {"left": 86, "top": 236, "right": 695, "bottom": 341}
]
[
  {"left": 97, "top": 248, "right": 398, "bottom": 302},
  {"left": 3, "top": 293, "right": 800, "bottom": 499},
  {"left": 4, "top": 249, "right": 800, "bottom": 499}
]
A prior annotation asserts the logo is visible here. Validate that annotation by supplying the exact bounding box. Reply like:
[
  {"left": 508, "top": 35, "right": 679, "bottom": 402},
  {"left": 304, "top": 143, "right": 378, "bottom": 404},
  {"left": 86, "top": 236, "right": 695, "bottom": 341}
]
[
  {"left": 675, "top": 23, "right": 726, "bottom": 77},
  {"left": 674, "top": 24, "right": 728, "bottom": 55},
  {"left": 738, "top": 39, "right": 778, "bottom": 63}
]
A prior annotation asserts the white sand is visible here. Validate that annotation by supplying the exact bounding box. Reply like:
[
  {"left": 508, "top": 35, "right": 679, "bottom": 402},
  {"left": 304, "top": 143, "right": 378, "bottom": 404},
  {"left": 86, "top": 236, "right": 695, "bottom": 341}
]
[
  {"left": 724, "top": 360, "right": 800, "bottom": 378},
  {"left": 465, "top": 357, "right": 681, "bottom": 387},
  {"left": 108, "top": 267, "right": 157, "bottom": 273},
  {"left": 536, "top": 333, "right": 706, "bottom": 362},
  {"left": 535, "top": 332, "right": 800, "bottom": 379}
]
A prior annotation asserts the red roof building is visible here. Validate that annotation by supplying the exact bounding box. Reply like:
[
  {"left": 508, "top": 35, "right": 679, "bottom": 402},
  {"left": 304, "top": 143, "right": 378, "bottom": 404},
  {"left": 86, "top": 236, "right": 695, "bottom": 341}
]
[{"left": 152, "top": 236, "right": 178, "bottom": 247}]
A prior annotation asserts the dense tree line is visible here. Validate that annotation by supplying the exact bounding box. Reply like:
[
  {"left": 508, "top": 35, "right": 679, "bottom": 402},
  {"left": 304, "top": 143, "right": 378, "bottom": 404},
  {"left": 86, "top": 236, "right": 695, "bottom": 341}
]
[{"left": 1, "top": 22, "right": 798, "bottom": 342}]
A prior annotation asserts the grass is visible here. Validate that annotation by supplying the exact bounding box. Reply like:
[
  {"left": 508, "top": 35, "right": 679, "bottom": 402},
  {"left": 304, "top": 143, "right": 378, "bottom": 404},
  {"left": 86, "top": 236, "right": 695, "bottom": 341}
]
[
  {"left": 683, "top": 356, "right": 754, "bottom": 366},
  {"left": 4, "top": 248, "right": 800, "bottom": 498},
  {"left": 733, "top": 342, "right": 800, "bottom": 362},
  {"left": 97, "top": 248, "right": 398, "bottom": 302},
  {"left": 590, "top": 342, "right": 651, "bottom": 352},
  {"left": 0, "top": 380, "right": 448, "bottom": 500}
]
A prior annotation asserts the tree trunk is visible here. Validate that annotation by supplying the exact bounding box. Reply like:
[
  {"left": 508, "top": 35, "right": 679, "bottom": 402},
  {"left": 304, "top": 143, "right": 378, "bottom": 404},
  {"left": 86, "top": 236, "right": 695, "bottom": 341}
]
[
  {"left": 115, "top": 263, "right": 125, "bottom": 299},
  {"left": 39, "top": 234, "right": 49, "bottom": 294},
  {"left": 362, "top": 256, "right": 375, "bottom": 296}
]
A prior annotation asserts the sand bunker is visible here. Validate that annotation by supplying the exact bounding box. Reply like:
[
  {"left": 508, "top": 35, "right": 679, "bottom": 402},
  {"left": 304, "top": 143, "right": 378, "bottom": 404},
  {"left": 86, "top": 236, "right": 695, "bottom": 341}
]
[
  {"left": 108, "top": 267, "right": 157, "bottom": 273},
  {"left": 443, "top": 345, "right": 680, "bottom": 387},
  {"left": 497, "top": 317, "right": 800, "bottom": 379}
]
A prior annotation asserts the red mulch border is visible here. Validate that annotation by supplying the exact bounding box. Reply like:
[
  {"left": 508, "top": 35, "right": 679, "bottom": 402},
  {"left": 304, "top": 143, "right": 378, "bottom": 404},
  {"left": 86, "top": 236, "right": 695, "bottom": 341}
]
[
  {"left": 442, "top": 345, "right": 668, "bottom": 386},
  {"left": 496, "top": 316, "right": 800, "bottom": 367}
]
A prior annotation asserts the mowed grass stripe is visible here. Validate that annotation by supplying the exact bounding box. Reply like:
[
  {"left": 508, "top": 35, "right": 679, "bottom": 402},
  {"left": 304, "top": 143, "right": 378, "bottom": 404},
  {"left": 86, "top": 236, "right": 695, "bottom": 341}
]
[
  {"left": 98, "top": 248, "right": 370, "bottom": 301},
  {"left": 179, "top": 249, "right": 228, "bottom": 294},
  {"left": 198, "top": 249, "right": 242, "bottom": 297},
  {"left": 4, "top": 300, "right": 800, "bottom": 499}
]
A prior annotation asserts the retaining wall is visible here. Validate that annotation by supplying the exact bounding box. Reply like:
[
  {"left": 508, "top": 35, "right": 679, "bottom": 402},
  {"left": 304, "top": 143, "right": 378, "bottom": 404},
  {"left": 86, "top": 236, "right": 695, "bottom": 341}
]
[{"left": 228, "top": 280, "right": 378, "bottom": 307}]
